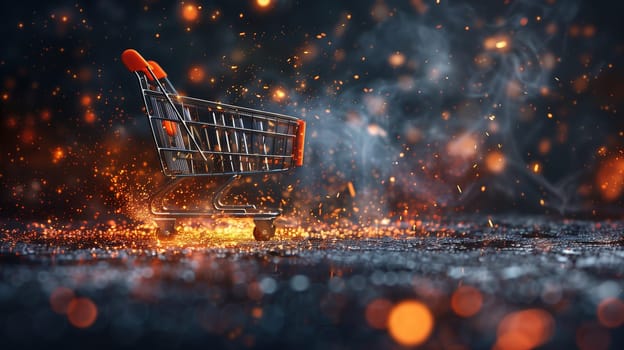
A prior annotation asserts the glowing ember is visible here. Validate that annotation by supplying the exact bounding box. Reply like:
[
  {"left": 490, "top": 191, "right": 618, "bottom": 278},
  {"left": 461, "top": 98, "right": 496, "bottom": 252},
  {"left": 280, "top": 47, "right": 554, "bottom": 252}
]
[
  {"left": 388, "top": 52, "right": 406, "bottom": 67},
  {"left": 188, "top": 66, "right": 206, "bottom": 83},
  {"left": 596, "top": 157, "right": 624, "bottom": 201},
  {"left": 387, "top": 300, "right": 434, "bottom": 346},
  {"left": 484, "top": 35, "right": 511, "bottom": 52},
  {"left": 485, "top": 150, "right": 506, "bottom": 174},
  {"left": 256, "top": 0, "right": 272, "bottom": 9},
  {"left": 182, "top": 4, "right": 200, "bottom": 22},
  {"left": 272, "top": 87, "right": 287, "bottom": 102},
  {"left": 51, "top": 146, "right": 66, "bottom": 164}
]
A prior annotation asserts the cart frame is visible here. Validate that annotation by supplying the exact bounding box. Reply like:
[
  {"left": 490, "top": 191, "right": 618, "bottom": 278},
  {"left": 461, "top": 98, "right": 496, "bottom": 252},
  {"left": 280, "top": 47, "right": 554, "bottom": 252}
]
[{"left": 122, "top": 49, "right": 305, "bottom": 240}]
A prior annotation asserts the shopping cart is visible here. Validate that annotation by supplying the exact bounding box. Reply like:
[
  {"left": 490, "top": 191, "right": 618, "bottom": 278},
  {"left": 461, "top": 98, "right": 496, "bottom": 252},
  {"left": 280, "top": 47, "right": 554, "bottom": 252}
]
[{"left": 121, "top": 49, "right": 306, "bottom": 240}]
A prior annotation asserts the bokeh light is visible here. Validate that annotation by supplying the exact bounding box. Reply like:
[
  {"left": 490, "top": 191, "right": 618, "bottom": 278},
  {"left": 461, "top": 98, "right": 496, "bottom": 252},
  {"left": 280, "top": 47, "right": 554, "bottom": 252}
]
[
  {"left": 485, "top": 150, "right": 507, "bottom": 174},
  {"left": 597, "top": 298, "right": 624, "bottom": 328},
  {"left": 387, "top": 300, "right": 434, "bottom": 346},
  {"left": 495, "top": 309, "right": 554, "bottom": 350},
  {"left": 182, "top": 4, "right": 200, "bottom": 22},
  {"left": 67, "top": 297, "right": 98, "bottom": 328},
  {"left": 451, "top": 285, "right": 483, "bottom": 318},
  {"left": 365, "top": 298, "right": 393, "bottom": 329}
]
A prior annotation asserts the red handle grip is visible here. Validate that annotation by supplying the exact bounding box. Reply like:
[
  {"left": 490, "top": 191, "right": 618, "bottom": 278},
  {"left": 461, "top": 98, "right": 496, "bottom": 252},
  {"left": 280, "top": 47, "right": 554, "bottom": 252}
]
[
  {"left": 121, "top": 49, "right": 149, "bottom": 73},
  {"left": 147, "top": 60, "right": 167, "bottom": 80},
  {"left": 122, "top": 49, "right": 168, "bottom": 81}
]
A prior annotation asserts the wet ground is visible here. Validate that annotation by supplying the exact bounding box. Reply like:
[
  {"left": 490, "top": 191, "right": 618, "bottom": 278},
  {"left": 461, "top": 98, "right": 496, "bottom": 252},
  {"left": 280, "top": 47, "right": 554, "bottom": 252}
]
[{"left": 1, "top": 215, "right": 623, "bottom": 349}]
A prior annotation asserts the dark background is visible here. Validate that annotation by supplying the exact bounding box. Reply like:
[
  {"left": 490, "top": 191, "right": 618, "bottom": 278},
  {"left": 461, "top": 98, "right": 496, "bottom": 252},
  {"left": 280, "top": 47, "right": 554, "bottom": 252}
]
[{"left": 1, "top": 0, "right": 623, "bottom": 224}]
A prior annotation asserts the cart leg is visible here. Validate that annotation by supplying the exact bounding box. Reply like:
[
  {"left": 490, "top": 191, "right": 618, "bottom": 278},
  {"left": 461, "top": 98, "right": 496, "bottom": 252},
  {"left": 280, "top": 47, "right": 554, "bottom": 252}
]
[
  {"left": 154, "top": 218, "right": 177, "bottom": 238},
  {"left": 253, "top": 219, "right": 276, "bottom": 241}
]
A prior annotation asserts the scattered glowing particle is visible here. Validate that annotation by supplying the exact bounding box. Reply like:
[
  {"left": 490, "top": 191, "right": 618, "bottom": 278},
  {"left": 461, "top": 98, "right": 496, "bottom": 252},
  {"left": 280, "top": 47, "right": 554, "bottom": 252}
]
[
  {"left": 366, "top": 298, "right": 393, "bottom": 329},
  {"left": 347, "top": 181, "right": 356, "bottom": 197},
  {"left": 84, "top": 110, "right": 96, "bottom": 124},
  {"left": 484, "top": 35, "right": 511, "bottom": 52},
  {"left": 485, "top": 150, "right": 506, "bottom": 173},
  {"left": 188, "top": 66, "right": 205, "bottom": 83},
  {"left": 388, "top": 52, "right": 406, "bottom": 68},
  {"left": 597, "top": 298, "right": 624, "bottom": 328},
  {"left": 597, "top": 146, "right": 607, "bottom": 157},
  {"left": 353, "top": 74, "right": 360, "bottom": 80},
  {"left": 256, "top": 0, "right": 272, "bottom": 8},
  {"left": 481, "top": 185, "right": 486, "bottom": 192},
  {"left": 488, "top": 218, "right": 494, "bottom": 227},
  {"left": 451, "top": 286, "right": 483, "bottom": 317},
  {"left": 182, "top": 4, "right": 199, "bottom": 22},
  {"left": 457, "top": 185, "right": 462, "bottom": 194},
  {"left": 540, "top": 199, "right": 545, "bottom": 206},
  {"left": 52, "top": 147, "right": 66, "bottom": 163},
  {"left": 67, "top": 297, "right": 98, "bottom": 328},
  {"left": 596, "top": 157, "right": 624, "bottom": 201},
  {"left": 387, "top": 300, "right": 434, "bottom": 346},
  {"left": 272, "top": 87, "right": 287, "bottom": 102},
  {"left": 532, "top": 162, "right": 541, "bottom": 173},
  {"left": 447, "top": 133, "right": 478, "bottom": 159},
  {"left": 80, "top": 95, "right": 92, "bottom": 107},
  {"left": 547, "top": 112, "right": 553, "bottom": 119},
  {"left": 520, "top": 17, "right": 529, "bottom": 26},
  {"left": 389, "top": 176, "right": 396, "bottom": 183}
]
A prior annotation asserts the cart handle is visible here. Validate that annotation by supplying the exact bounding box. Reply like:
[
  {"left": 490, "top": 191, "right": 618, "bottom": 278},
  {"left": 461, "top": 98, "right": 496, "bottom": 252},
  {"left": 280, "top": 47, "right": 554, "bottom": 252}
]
[
  {"left": 293, "top": 120, "right": 306, "bottom": 167},
  {"left": 121, "top": 49, "right": 167, "bottom": 80}
]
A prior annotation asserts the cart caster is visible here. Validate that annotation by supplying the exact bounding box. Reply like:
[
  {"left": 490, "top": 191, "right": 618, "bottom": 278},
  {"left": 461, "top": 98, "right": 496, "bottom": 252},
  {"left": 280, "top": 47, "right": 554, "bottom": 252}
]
[
  {"left": 154, "top": 218, "right": 177, "bottom": 238},
  {"left": 253, "top": 219, "right": 276, "bottom": 241}
]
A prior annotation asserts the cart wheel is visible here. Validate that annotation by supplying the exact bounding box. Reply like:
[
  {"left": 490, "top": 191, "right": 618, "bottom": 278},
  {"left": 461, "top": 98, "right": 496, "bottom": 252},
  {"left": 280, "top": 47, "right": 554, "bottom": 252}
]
[
  {"left": 155, "top": 218, "right": 177, "bottom": 238},
  {"left": 253, "top": 220, "right": 275, "bottom": 241}
]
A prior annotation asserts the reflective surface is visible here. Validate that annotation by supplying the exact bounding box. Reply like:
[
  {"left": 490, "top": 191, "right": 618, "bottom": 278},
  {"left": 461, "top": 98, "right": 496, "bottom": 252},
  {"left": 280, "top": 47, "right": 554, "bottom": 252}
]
[{"left": 1, "top": 216, "right": 623, "bottom": 349}]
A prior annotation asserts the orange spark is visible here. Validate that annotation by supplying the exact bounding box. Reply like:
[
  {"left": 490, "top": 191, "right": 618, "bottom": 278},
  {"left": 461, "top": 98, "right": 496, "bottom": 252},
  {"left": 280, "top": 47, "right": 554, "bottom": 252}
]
[
  {"left": 272, "top": 87, "right": 287, "bottom": 102},
  {"left": 188, "top": 66, "right": 205, "bottom": 83},
  {"left": 182, "top": 4, "right": 200, "bottom": 22},
  {"left": 80, "top": 95, "right": 92, "bottom": 107},
  {"left": 52, "top": 147, "right": 66, "bottom": 163},
  {"left": 485, "top": 150, "right": 506, "bottom": 173},
  {"left": 596, "top": 157, "right": 624, "bottom": 201},
  {"left": 84, "top": 110, "right": 96, "bottom": 124},
  {"left": 388, "top": 52, "right": 406, "bottom": 68},
  {"left": 484, "top": 35, "right": 511, "bottom": 52},
  {"left": 256, "top": 0, "right": 272, "bottom": 9}
]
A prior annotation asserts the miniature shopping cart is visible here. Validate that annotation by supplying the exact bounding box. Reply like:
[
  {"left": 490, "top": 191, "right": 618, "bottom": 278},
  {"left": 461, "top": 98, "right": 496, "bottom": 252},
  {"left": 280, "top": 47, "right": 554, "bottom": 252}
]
[{"left": 121, "top": 49, "right": 306, "bottom": 240}]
